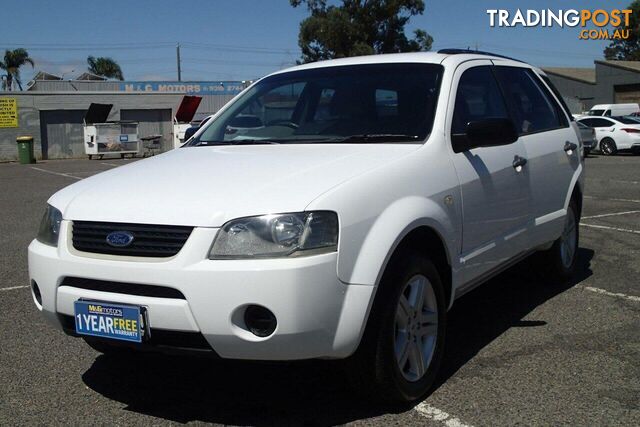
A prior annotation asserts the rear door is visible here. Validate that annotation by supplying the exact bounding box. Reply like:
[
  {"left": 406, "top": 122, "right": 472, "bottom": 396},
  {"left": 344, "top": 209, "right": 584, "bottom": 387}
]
[
  {"left": 447, "top": 60, "right": 533, "bottom": 285},
  {"left": 493, "top": 64, "right": 581, "bottom": 248}
]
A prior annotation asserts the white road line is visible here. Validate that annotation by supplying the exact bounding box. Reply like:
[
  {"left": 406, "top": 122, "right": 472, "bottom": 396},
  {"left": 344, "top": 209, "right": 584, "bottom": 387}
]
[
  {"left": 581, "top": 223, "right": 640, "bottom": 235},
  {"left": 582, "top": 286, "right": 640, "bottom": 302},
  {"left": 31, "top": 167, "right": 82, "bottom": 180},
  {"left": 0, "top": 285, "right": 29, "bottom": 292},
  {"left": 100, "top": 162, "right": 119, "bottom": 167},
  {"left": 584, "top": 196, "right": 640, "bottom": 203},
  {"left": 414, "top": 403, "right": 473, "bottom": 427},
  {"left": 609, "top": 179, "right": 639, "bottom": 185},
  {"left": 582, "top": 210, "right": 640, "bottom": 219}
]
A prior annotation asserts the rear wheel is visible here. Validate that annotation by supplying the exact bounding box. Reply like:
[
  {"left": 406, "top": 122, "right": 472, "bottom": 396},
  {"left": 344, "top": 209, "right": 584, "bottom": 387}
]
[
  {"left": 600, "top": 138, "right": 617, "bottom": 156},
  {"left": 348, "top": 253, "right": 446, "bottom": 402},
  {"left": 538, "top": 199, "right": 579, "bottom": 281}
]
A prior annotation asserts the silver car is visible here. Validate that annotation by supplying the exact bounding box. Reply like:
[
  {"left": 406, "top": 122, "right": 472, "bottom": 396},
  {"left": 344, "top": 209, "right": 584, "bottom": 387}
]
[{"left": 577, "top": 121, "right": 597, "bottom": 156}]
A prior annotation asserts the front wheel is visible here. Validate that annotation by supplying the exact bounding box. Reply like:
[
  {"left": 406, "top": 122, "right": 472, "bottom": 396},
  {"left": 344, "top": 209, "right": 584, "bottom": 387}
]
[
  {"left": 347, "top": 253, "right": 446, "bottom": 402},
  {"left": 600, "top": 138, "right": 617, "bottom": 156}
]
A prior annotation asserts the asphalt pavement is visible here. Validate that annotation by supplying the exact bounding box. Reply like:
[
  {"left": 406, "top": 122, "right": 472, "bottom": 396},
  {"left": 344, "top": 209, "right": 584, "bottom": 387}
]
[{"left": 0, "top": 153, "right": 638, "bottom": 426}]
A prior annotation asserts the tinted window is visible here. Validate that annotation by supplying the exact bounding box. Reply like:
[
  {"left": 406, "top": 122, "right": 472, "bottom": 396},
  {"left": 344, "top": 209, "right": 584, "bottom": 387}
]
[
  {"left": 494, "top": 67, "right": 562, "bottom": 135},
  {"left": 540, "top": 75, "right": 573, "bottom": 121},
  {"left": 588, "top": 109, "right": 605, "bottom": 116},
  {"left": 612, "top": 116, "right": 638, "bottom": 124},
  {"left": 589, "top": 118, "right": 615, "bottom": 128},
  {"left": 191, "top": 63, "right": 443, "bottom": 144},
  {"left": 452, "top": 66, "right": 509, "bottom": 135}
]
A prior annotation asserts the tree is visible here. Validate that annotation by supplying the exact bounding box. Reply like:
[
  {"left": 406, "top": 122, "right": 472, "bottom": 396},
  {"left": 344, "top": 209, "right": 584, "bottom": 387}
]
[
  {"left": 87, "top": 56, "right": 124, "bottom": 80},
  {"left": 290, "top": 0, "right": 433, "bottom": 63},
  {"left": 0, "top": 48, "right": 35, "bottom": 91},
  {"left": 604, "top": 0, "right": 640, "bottom": 60}
]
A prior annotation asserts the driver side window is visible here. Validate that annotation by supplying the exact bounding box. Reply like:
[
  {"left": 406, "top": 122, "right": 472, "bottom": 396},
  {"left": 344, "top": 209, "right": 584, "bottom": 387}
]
[{"left": 452, "top": 66, "right": 509, "bottom": 136}]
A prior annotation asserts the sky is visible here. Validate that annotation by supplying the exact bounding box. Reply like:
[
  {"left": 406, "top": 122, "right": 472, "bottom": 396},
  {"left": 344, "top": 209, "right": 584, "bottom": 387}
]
[{"left": 0, "top": 0, "right": 633, "bottom": 83}]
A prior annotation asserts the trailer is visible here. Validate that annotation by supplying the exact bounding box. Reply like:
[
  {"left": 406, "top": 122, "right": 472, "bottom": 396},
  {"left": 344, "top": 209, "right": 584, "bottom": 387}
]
[
  {"left": 173, "top": 95, "right": 202, "bottom": 149},
  {"left": 83, "top": 103, "right": 139, "bottom": 160}
]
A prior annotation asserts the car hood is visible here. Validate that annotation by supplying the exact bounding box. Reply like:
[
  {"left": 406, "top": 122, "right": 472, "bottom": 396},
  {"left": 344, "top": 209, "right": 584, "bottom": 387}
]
[{"left": 50, "top": 144, "right": 419, "bottom": 227}]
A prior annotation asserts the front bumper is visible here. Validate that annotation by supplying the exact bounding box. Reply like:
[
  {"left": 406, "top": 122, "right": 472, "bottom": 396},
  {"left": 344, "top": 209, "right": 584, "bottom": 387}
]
[{"left": 28, "top": 221, "right": 374, "bottom": 360}]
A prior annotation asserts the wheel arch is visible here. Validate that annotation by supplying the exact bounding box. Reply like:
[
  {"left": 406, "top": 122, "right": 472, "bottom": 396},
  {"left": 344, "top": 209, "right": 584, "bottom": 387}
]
[{"left": 348, "top": 224, "right": 454, "bottom": 357}]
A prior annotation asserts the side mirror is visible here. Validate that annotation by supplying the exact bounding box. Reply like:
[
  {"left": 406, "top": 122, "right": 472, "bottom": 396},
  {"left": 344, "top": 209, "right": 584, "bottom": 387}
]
[
  {"left": 183, "top": 126, "right": 198, "bottom": 140},
  {"left": 452, "top": 118, "right": 518, "bottom": 153}
]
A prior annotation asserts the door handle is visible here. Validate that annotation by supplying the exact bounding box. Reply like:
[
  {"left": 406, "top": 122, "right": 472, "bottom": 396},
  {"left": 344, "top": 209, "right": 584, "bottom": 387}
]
[
  {"left": 513, "top": 155, "right": 527, "bottom": 169},
  {"left": 564, "top": 141, "right": 578, "bottom": 152}
]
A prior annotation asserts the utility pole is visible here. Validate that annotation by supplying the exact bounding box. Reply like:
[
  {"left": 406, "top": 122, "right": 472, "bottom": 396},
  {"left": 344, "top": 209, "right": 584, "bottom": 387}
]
[{"left": 176, "top": 43, "right": 182, "bottom": 82}]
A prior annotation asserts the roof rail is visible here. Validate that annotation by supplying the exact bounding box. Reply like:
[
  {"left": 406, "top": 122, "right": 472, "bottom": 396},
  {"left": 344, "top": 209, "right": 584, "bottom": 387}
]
[{"left": 437, "top": 48, "right": 524, "bottom": 63}]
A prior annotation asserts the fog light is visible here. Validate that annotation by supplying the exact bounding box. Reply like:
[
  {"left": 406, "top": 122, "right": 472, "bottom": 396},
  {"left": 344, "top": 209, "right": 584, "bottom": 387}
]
[
  {"left": 244, "top": 305, "right": 277, "bottom": 337},
  {"left": 31, "top": 280, "right": 42, "bottom": 306}
]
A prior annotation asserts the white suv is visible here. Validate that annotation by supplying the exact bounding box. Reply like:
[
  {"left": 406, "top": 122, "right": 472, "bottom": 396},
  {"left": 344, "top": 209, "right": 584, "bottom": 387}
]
[{"left": 29, "top": 50, "right": 583, "bottom": 402}]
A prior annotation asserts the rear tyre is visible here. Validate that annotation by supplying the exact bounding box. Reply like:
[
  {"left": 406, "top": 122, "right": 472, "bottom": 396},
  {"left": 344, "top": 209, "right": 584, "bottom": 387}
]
[
  {"left": 600, "top": 138, "right": 617, "bottom": 156},
  {"left": 347, "top": 253, "right": 446, "bottom": 403},
  {"left": 538, "top": 199, "right": 579, "bottom": 282}
]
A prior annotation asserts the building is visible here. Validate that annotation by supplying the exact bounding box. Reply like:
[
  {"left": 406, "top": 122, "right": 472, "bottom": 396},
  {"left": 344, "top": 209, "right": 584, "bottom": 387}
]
[
  {"left": 0, "top": 76, "right": 248, "bottom": 160},
  {"left": 542, "top": 60, "right": 640, "bottom": 113}
]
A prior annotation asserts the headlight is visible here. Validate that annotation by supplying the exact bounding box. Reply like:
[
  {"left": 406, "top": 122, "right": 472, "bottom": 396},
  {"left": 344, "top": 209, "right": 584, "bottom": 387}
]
[
  {"left": 36, "top": 205, "right": 62, "bottom": 247},
  {"left": 210, "top": 211, "right": 338, "bottom": 259}
]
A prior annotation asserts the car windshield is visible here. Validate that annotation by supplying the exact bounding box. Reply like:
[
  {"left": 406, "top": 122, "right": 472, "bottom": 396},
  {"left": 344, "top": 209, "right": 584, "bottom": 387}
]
[
  {"left": 588, "top": 109, "right": 605, "bottom": 116},
  {"left": 187, "top": 63, "right": 443, "bottom": 146}
]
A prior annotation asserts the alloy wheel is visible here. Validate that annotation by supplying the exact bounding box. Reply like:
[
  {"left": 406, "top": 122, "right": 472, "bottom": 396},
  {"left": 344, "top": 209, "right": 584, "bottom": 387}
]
[{"left": 394, "top": 274, "right": 439, "bottom": 382}]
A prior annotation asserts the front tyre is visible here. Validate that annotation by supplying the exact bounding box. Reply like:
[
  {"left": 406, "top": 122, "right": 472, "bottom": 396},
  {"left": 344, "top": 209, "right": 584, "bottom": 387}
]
[{"left": 348, "top": 254, "right": 446, "bottom": 402}]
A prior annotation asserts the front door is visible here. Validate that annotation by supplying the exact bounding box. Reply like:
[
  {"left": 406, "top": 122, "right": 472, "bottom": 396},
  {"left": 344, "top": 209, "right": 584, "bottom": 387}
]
[{"left": 447, "top": 61, "right": 532, "bottom": 285}]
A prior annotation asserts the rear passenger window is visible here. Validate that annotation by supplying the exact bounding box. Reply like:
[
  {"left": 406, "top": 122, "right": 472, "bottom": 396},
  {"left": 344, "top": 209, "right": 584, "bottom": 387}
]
[
  {"left": 494, "top": 67, "right": 562, "bottom": 135},
  {"left": 591, "top": 118, "right": 615, "bottom": 128},
  {"left": 452, "top": 66, "right": 509, "bottom": 135}
]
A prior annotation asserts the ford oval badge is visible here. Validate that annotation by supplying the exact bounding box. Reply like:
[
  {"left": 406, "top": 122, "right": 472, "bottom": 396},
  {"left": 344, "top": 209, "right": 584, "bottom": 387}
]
[{"left": 106, "top": 231, "right": 134, "bottom": 247}]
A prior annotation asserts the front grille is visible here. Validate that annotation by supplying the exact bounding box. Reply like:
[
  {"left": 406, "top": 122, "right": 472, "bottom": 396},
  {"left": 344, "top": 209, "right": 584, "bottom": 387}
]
[
  {"left": 72, "top": 221, "right": 193, "bottom": 257},
  {"left": 61, "top": 277, "right": 185, "bottom": 299}
]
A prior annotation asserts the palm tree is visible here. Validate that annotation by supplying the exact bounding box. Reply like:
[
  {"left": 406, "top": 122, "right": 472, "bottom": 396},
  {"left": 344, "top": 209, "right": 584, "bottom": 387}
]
[
  {"left": 87, "top": 56, "right": 124, "bottom": 80},
  {"left": 0, "top": 48, "right": 35, "bottom": 91}
]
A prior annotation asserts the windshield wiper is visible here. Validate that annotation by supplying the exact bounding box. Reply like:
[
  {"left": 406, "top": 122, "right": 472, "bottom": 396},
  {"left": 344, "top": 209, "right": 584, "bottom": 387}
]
[
  {"left": 336, "top": 134, "right": 421, "bottom": 143},
  {"left": 193, "top": 139, "right": 280, "bottom": 146}
]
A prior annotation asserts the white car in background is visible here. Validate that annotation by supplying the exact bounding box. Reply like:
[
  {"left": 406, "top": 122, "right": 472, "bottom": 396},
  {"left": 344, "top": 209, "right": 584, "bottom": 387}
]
[
  {"left": 576, "top": 116, "right": 640, "bottom": 155},
  {"left": 29, "top": 50, "right": 583, "bottom": 402}
]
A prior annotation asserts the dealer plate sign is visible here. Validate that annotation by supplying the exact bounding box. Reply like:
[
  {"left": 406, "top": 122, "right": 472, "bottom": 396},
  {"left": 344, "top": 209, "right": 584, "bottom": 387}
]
[{"left": 74, "top": 300, "right": 143, "bottom": 343}]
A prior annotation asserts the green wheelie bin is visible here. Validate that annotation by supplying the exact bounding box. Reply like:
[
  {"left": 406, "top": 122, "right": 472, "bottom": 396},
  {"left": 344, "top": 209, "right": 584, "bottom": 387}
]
[{"left": 16, "top": 136, "right": 35, "bottom": 164}]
